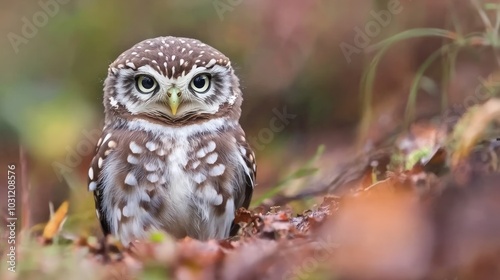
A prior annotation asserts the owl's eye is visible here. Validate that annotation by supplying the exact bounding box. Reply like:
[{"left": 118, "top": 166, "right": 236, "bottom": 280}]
[
  {"left": 190, "top": 74, "right": 211, "bottom": 93},
  {"left": 135, "top": 75, "right": 158, "bottom": 94}
]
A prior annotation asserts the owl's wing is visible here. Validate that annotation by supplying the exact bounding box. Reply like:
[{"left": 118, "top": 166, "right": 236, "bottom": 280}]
[
  {"left": 88, "top": 132, "right": 113, "bottom": 236},
  {"left": 237, "top": 135, "right": 257, "bottom": 210},
  {"left": 229, "top": 132, "right": 256, "bottom": 237}
]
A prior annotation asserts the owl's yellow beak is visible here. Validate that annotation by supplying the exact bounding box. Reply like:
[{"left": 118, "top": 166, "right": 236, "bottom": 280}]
[{"left": 167, "top": 87, "right": 181, "bottom": 115}]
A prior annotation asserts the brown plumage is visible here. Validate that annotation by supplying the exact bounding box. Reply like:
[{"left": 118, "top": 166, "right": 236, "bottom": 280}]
[{"left": 88, "top": 36, "right": 256, "bottom": 244}]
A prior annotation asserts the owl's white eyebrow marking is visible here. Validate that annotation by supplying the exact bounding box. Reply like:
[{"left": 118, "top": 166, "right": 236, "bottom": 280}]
[
  {"left": 88, "top": 167, "right": 94, "bottom": 180},
  {"left": 209, "top": 164, "right": 225, "bottom": 176},
  {"left": 124, "top": 172, "right": 138, "bottom": 186},
  {"left": 129, "top": 141, "right": 143, "bottom": 154},
  {"left": 88, "top": 181, "right": 97, "bottom": 191},
  {"left": 127, "top": 155, "right": 139, "bottom": 164}
]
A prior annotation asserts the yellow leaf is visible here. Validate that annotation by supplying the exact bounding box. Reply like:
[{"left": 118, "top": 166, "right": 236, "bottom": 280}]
[{"left": 42, "top": 201, "right": 69, "bottom": 240}]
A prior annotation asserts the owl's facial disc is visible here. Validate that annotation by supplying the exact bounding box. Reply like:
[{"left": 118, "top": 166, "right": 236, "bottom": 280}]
[{"left": 105, "top": 37, "right": 242, "bottom": 123}]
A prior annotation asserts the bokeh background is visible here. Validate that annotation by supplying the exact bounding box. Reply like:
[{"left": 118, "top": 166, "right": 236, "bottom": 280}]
[{"left": 0, "top": 0, "right": 497, "bottom": 233}]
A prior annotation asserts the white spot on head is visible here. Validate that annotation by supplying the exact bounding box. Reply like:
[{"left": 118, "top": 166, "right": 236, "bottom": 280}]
[
  {"left": 129, "top": 141, "right": 143, "bottom": 154},
  {"left": 97, "top": 137, "right": 102, "bottom": 146},
  {"left": 125, "top": 172, "right": 138, "bottom": 186},
  {"left": 126, "top": 62, "right": 136, "bottom": 69},
  {"left": 158, "top": 52, "right": 163, "bottom": 56},
  {"left": 98, "top": 157, "right": 103, "bottom": 168},
  {"left": 171, "top": 55, "right": 176, "bottom": 61},
  {"left": 209, "top": 164, "right": 225, "bottom": 176},
  {"left": 206, "top": 58, "right": 217, "bottom": 67}
]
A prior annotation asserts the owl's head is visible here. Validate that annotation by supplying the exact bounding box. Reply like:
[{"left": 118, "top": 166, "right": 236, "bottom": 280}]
[{"left": 103, "top": 36, "right": 242, "bottom": 125}]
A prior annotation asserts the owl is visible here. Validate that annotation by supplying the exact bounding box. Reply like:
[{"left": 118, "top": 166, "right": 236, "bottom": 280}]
[{"left": 87, "top": 36, "right": 256, "bottom": 244}]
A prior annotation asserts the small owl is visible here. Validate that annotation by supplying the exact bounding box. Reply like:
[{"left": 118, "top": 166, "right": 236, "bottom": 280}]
[{"left": 88, "top": 36, "right": 256, "bottom": 244}]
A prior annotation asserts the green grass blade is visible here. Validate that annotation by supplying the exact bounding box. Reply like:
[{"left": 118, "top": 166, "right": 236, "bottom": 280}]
[{"left": 251, "top": 145, "right": 325, "bottom": 207}]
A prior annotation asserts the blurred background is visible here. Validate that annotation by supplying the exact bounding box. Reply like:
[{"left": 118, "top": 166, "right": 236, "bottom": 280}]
[{"left": 0, "top": 0, "right": 498, "bottom": 234}]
